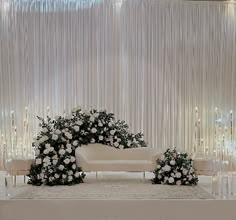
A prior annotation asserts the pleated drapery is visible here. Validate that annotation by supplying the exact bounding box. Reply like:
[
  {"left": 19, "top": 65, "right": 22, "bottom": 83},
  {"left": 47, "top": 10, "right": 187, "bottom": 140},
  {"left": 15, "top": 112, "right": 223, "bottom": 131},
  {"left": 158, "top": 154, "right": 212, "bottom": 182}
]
[{"left": 0, "top": 0, "right": 236, "bottom": 169}]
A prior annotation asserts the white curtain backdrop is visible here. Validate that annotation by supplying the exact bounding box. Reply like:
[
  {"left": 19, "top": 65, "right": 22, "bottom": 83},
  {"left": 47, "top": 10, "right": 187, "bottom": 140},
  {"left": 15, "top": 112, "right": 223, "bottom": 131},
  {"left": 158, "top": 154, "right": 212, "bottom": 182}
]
[{"left": 1, "top": 0, "right": 236, "bottom": 169}]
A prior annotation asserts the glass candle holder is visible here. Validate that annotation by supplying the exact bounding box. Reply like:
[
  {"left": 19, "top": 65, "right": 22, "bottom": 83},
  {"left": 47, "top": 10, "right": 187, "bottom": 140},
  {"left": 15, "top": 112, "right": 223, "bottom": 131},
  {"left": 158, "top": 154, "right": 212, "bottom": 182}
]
[
  {"left": 5, "top": 173, "right": 12, "bottom": 197},
  {"left": 231, "top": 172, "right": 236, "bottom": 196},
  {"left": 221, "top": 174, "right": 229, "bottom": 199},
  {"left": 212, "top": 175, "right": 219, "bottom": 195}
]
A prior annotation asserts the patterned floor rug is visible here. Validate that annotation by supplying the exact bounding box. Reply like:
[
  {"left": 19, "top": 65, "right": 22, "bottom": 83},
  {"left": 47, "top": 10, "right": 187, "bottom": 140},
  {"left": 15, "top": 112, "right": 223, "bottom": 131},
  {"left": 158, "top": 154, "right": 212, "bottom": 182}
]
[{"left": 11, "top": 178, "right": 214, "bottom": 200}]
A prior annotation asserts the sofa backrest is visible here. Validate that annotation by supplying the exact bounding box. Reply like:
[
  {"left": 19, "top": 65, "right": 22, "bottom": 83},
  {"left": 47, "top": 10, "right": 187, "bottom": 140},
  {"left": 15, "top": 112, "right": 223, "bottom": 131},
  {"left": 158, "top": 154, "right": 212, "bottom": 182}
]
[{"left": 76, "top": 144, "right": 157, "bottom": 160}]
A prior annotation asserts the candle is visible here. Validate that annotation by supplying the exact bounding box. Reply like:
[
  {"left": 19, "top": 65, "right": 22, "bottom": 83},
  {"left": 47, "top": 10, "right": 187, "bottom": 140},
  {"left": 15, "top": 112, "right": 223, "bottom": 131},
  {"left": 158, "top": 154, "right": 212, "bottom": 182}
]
[
  {"left": 5, "top": 173, "right": 12, "bottom": 196},
  {"left": 212, "top": 175, "right": 219, "bottom": 195}
]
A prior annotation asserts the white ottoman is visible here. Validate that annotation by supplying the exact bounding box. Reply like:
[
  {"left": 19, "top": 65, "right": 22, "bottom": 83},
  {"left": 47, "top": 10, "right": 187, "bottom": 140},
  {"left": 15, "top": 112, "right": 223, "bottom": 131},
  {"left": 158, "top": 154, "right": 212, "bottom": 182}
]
[
  {"left": 193, "top": 159, "right": 214, "bottom": 176},
  {"left": 5, "top": 159, "right": 34, "bottom": 186}
]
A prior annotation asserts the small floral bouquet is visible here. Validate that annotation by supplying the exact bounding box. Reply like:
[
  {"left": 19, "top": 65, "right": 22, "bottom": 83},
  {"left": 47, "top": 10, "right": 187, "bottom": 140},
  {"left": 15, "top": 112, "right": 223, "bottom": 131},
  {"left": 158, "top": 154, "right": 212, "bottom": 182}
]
[{"left": 152, "top": 148, "right": 198, "bottom": 185}]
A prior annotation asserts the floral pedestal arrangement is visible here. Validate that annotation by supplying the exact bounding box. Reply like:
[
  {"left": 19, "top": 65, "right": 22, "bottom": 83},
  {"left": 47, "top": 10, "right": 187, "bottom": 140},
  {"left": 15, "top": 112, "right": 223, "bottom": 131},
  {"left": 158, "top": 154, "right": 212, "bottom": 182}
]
[{"left": 152, "top": 148, "right": 198, "bottom": 185}]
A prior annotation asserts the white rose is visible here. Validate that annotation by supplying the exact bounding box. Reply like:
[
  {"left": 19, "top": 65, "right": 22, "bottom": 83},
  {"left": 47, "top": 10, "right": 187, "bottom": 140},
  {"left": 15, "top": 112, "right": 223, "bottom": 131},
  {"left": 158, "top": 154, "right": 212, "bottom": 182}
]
[
  {"left": 68, "top": 176, "right": 73, "bottom": 182},
  {"left": 53, "top": 159, "right": 58, "bottom": 165},
  {"left": 52, "top": 134, "right": 58, "bottom": 140},
  {"left": 62, "top": 174, "right": 67, "bottom": 179},
  {"left": 168, "top": 177, "right": 175, "bottom": 184},
  {"left": 59, "top": 149, "right": 65, "bottom": 155},
  {"left": 163, "top": 165, "right": 171, "bottom": 172},
  {"left": 66, "top": 148, "right": 72, "bottom": 153},
  {"left": 176, "top": 180, "right": 182, "bottom": 185},
  {"left": 90, "top": 138, "right": 95, "bottom": 143},
  {"left": 156, "top": 165, "right": 161, "bottom": 169},
  {"left": 77, "top": 120, "right": 83, "bottom": 126},
  {"left": 170, "top": 160, "right": 176, "bottom": 166},
  {"left": 119, "top": 145, "right": 124, "bottom": 149},
  {"left": 43, "top": 149, "right": 49, "bottom": 154},
  {"left": 110, "top": 130, "right": 115, "bottom": 135},
  {"left": 49, "top": 147, "right": 54, "bottom": 152},
  {"left": 73, "top": 126, "right": 80, "bottom": 132},
  {"left": 183, "top": 169, "right": 188, "bottom": 175},
  {"left": 64, "top": 158, "right": 70, "bottom": 164},
  {"left": 158, "top": 175, "right": 162, "bottom": 179},
  {"left": 188, "top": 175, "right": 193, "bottom": 180},
  {"left": 35, "top": 149, "right": 40, "bottom": 156},
  {"left": 91, "top": 128, "right": 97, "bottom": 133},
  {"left": 34, "top": 141, "right": 40, "bottom": 147},
  {"left": 90, "top": 116, "right": 95, "bottom": 122},
  {"left": 66, "top": 143, "right": 72, "bottom": 148},
  {"left": 108, "top": 122, "right": 112, "bottom": 127},
  {"left": 99, "top": 136, "right": 104, "bottom": 141},
  {"left": 127, "top": 141, "right": 131, "bottom": 147},
  {"left": 114, "top": 142, "right": 119, "bottom": 147},
  {"left": 68, "top": 170, "right": 73, "bottom": 175},
  {"left": 55, "top": 129, "right": 62, "bottom": 135},
  {"left": 55, "top": 174, "right": 60, "bottom": 178},
  {"left": 175, "top": 172, "right": 182, "bottom": 178},
  {"left": 161, "top": 155, "right": 165, "bottom": 161},
  {"left": 74, "top": 172, "right": 80, "bottom": 178},
  {"left": 35, "top": 158, "right": 42, "bottom": 165},
  {"left": 70, "top": 156, "right": 76, "bottom": 162},
  {"left": 58, "top": 165, "right": 64, "bottom": 170},
  {"left": 73, "top": 140, "right": 78, "bottom": 146},
  {"left": 72, "top": 164, "right": 76, "bottom": 169},
  {"left": 52, "top": 155, "right": 58, "bottom": 159},
  {"left": 171, "top": 173, "right": 175, "bottom": 177},
  {"left": 45, "top": 143, "right": 50, "bottom": 149},
  {"left": 98, "top": 122, "right": 103, "bottom": 127},
  {"left": 49, "top": 169, "right": 53, "bottom": 173},
  {"left": 65, "top": 132, "right": 72, "bottom": 139},
  {"left": 42, "top": 127, "right": 48, "bottom": 133}
]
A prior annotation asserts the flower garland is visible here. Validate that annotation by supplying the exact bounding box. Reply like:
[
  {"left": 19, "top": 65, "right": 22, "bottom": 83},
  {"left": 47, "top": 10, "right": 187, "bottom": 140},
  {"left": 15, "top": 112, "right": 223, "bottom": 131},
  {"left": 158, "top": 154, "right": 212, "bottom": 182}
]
[
  {"left": 28, "top": 107, "right": 147, "bottom": 186},
  {"left": 152, "top": 148, "right": 198, "bottom": 185}
]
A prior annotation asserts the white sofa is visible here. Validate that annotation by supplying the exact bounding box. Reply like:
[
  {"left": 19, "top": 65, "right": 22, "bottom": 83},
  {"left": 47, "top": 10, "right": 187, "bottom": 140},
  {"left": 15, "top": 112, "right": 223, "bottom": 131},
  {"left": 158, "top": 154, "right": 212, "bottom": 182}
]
[{"left": 75, "top": 144, "right": 160, "bottom": 177}]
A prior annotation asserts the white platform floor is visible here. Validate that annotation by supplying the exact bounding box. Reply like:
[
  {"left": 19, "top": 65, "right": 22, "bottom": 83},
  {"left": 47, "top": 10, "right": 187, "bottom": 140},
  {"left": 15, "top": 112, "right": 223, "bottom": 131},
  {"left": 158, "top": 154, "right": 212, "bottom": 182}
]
[{"left": 1, "top": 171, "right": 236, "bottom": 220}]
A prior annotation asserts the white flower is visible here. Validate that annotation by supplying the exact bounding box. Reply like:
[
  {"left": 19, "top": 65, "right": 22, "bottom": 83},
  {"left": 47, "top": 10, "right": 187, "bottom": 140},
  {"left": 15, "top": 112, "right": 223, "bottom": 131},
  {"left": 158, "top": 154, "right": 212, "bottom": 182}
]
[
  {"left": 54, "top": 115, "right": 60, "bottom": 120},
  {"left": 110, "top": 130, "right": 115, "bottom": 135},
  {"left": 99, "top": 135, "right": 104, "bottom": 141},
  {"left": 49, "top": 147, "right": 54, "bottom": 152},
  {"left": 114, "top": 142, "right": 119, "bottom": 147},
  {"left": 58, "top": 165, "right": 64, "bottom": 170},
  {"left": 72, "top": 164, "right": 76, "bottom": 169},
  {"left": 66, "top": 148, "right": 72, "bottom": 153},
  {"left": 73, "top": 140, "right": 78, "bottom": 146},
  {"left": 74, "top": 172, "right": 80, "bottom": 178},
  {"left": 91, "top": 128, "right": 97, "bottom": 133},
  {"left": 55, "top": 129, "right": 62, "bottom": 135},
  {"left": 49, "top": 169, "right": 53, "bottom": 173},
  {"left": 119, "top": 145, "right": 124, "bottom": 149},
  {"left": 108, "top": 122, "right": 112, "bottom": 127},
  {"left": 170, "top": 160, "right": 176, "bottom": 165},
  {"left": 90, "top": 138, "right": 95, "bottom": 143},
  {"left": 171, "top": 173, "right": 175, "bottom": 177},
  {"left": 45, "top": 143, "right": 50, "bottom": 149},
  {"left": 68, "top": 170, "right": 73, "bottom": 175},
  {"left": 65, "top": 113, "right": 72, "bottom": 120},
  {"left": 52, "top": 134, "right": 58, "bottom": 140},
  {"left": 93, "top": 113, "right": 99, "bottom": 118},
  {"left": 68, "top": 176, "right": 73, "bottom": 182},
  {"left": 35, "top": 149, "right": 40, "bottom": 156},
  {"left": 36, "top": 158, "right": 42, "bottom": 165},
  {"left": 70, "top": 156, "right": 76, "bottom": 162},
  {"left": 77, "top": 120, "right": 83, "bottom": 126},
  {"left": 90, "top": 116, "right": 95, "bottom": 122},
  {"left": 64, "top": 158, "right": 70, "bottom": 164},
  {"left": 182, "top": 169, "right": 188, "bottom": 175},
  {"left": 42, "top": 127, "right": 48, "bottom": 133},
  {"left": 158, "top": 175, "right": 162, "bottom": 179},
  {"left": 59, "top": 149, "right": 66, "bottom": 155},
  {"left": 168, "top": 177, "right": 175, "bottom": 184},
  {"left": 98, "top": 122, "right": 103, "bottom": 127},
  {"left": 175, "top": 172, "right": 182, "bottom": 178},
  {"left": 176, "top": 180, "right": 182, "bottom": 185},
  {"left": 43, "top": 149, "right": 49, "bottom": 154},
  {"left": 162, "top": 165, "right": 171, "bottom": 172},
  {"left": 156, "top": 165, "right": 161, "bottom": 169},
  {"left": 52, "top": 155, "right": 58, "bottom": 159},
  {"left": 188, "top": 175, "right": 193, "bottom": 180},
  {"left": 73, "top": 126, "right": 80, "bottom": 132},
  {"left": 65, "top": 132, "right": 72, "bottom": 139},
  {"left": 127, "top": 141, "right": 131, "bottom": 147},
  {"left": 62, "top": 174, "right": 67, "bottom": 179},
  {"left": 55, "top": 174, "right": 60, "bottom": 178},
  {"left": 66, "top": 143, "right": 72, "bottom": 148},
  {"left": 52, "top": 159, "right": 58, "bottom": 165}
]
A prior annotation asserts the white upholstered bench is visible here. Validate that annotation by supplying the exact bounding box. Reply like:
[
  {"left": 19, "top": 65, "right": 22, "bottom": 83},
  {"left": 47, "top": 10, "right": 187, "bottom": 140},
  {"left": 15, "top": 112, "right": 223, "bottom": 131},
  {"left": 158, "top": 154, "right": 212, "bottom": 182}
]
[{"left": 5, "top": 159, "right": 34, "bottom": 186}]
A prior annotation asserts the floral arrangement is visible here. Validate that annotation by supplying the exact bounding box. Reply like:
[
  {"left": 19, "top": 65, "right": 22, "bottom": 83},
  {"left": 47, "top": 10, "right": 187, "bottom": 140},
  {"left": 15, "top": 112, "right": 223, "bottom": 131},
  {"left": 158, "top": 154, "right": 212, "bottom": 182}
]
[
  {"left": 28, "top": 107, "right": 147, "bottom": 186},
  {"left": 152, "top": 148, "right": 198, "bottom": 185}
]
